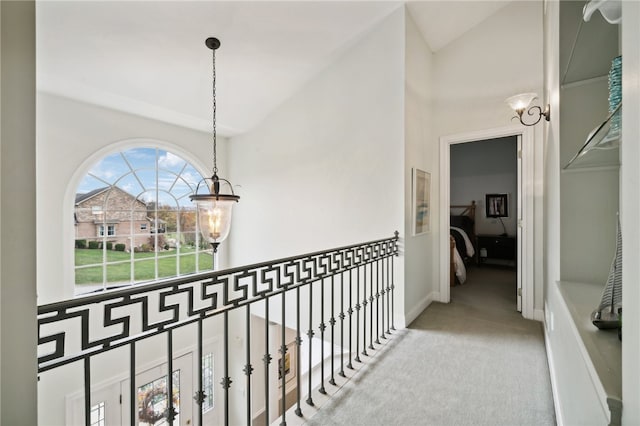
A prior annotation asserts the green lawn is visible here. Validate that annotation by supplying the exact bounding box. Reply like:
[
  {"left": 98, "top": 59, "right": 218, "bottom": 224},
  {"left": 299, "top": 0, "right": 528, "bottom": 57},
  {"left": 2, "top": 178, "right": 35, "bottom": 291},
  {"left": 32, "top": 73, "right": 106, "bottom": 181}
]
[{"left": 75, "top": 247, "right": 213, "bottom": 285}]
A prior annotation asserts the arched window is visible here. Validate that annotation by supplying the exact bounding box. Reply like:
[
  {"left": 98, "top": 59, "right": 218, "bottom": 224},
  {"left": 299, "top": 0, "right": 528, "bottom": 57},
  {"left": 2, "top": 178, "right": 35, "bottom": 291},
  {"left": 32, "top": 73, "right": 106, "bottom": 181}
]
[{"left": 74, "top": 147, "right": 211, "bottom": 293}]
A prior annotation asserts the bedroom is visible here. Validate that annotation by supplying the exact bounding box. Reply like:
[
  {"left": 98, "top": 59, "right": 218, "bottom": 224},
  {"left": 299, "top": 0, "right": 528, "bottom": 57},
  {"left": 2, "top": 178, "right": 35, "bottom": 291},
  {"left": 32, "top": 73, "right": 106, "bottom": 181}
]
[{"left": 449, "top": 136, "right": 520, "bottom": 312}]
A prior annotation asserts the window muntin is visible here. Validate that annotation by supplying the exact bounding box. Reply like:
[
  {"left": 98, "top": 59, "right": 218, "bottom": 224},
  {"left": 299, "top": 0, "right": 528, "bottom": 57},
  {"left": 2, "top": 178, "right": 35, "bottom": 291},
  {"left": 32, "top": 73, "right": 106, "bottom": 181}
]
[
  {"left": 202, "top": 352, "right": 214, "bottom": 412},
  {"left": 74, "top": 147, "right": 211, "bottom": 293},
  {"left": 97, "top": 224, "right": 115, "bottom": 237},
  {"left": 90, "top": 401, "right": 105, "bottom": 426}
]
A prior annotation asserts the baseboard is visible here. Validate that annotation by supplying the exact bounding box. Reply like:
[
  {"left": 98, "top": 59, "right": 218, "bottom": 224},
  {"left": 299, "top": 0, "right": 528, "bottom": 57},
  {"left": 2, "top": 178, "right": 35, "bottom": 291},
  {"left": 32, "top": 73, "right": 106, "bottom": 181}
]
[
  {"left": 534, "top": 308, "right": 545, "bottom": 322},
  {"left": 544, "top": 306, "right": 564, "bottom": 426},
  {"left": 404, "top": 291, "right": 436, "bottom": 326}
]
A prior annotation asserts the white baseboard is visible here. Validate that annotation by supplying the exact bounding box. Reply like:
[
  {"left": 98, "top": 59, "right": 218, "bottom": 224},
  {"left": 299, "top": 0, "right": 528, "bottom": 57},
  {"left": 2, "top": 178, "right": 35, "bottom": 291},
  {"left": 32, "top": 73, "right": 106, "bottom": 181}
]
[
  {"left": 544, "top": 305, "right": 564, "bottom": 426},
  {"left": 404, "top": 291, "right": 436, "bottom": 326},
  {"left": 534, "top": 308, "right": 545, "bottom": 322}
]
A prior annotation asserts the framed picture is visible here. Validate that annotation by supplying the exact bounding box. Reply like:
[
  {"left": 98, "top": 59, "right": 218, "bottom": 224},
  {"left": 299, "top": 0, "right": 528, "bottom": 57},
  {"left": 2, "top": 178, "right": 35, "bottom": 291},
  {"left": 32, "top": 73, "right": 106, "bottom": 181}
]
[
  {"left": 485, "top": 193, "right": 509, "bottom": 218},
  {"left": 412, "top": 168, "right": 431, "bottom": 235},
  {"left": 278, "top": 341, "right": 296, "bottom": 386}
]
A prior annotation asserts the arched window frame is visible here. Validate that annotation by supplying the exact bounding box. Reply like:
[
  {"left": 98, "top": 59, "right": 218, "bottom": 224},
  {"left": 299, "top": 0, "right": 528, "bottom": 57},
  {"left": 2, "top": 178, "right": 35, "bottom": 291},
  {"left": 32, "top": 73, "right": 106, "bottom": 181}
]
[{"left": 71, "top": 141, "right": 212, "bottom": 295}]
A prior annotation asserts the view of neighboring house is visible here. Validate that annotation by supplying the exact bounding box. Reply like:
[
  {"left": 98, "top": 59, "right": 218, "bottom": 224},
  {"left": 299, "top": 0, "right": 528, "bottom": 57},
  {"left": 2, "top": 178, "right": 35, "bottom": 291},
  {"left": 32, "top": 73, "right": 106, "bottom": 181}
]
[{"left": 74, "top": 186, "right": 152, "bottom": 251}]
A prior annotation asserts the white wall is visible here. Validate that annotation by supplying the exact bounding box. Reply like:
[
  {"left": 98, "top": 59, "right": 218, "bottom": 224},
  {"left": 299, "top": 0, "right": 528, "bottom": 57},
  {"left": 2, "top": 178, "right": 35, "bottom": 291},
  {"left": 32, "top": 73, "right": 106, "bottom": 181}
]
[
  {"left": 404, "top": 10, "right": 436, "bottom": 323},
  {"left": 433, "top": 1, "right": 544, "bottom": 310},
  {"left": 0, "top": 2, "right": 38, "bottom": 424},
  {"left": 621, "top": 1, "right": 640, "bottom": 423},
  {"left": 450, "top": 137, "right": 518, "bottom": 236},
  {"left": 36, "top": 93, "right": 227, "bottom": 304},
  {"left": 227, "top": 8, "right": 406, "bottom": 324}
]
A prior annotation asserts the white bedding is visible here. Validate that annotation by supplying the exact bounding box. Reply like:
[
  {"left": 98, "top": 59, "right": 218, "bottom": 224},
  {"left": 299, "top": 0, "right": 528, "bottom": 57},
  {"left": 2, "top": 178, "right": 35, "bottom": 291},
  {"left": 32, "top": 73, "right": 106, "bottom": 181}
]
[
  {"left": 452, "top": 247, "right": 466, "bottom": 284},
  {"left": 450, "top": 226, "right": 475, "bottom": 258},
  {"left": 450, "top": 226, "right": 474, "bottom": 284}
]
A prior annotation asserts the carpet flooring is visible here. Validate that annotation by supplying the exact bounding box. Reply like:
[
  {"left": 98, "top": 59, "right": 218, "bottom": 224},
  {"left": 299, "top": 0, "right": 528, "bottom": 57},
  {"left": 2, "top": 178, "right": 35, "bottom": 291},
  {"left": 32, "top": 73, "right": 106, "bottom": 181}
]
[{"left": 306, "top": 266, "right": 556, "bottom": 426}]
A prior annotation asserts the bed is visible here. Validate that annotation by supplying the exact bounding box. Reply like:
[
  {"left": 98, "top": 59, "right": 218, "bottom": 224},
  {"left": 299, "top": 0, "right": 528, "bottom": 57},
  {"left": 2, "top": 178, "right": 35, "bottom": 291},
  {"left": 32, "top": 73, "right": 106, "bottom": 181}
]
[{"left": 450, "top": 201, "right": 476, "bottom": 286}]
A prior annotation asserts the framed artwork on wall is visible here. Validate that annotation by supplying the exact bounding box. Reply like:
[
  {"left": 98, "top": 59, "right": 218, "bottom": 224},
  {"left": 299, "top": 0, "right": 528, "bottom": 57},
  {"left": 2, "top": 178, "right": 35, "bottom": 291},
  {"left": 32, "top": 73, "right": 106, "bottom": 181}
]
[
  {"left": 485, "top": 193, "right": 509, "bottom": 218},
  {"left": 412, "top": 168, "right": 431, "bottom": 235},
  {"left": 278, "top": 341, "right": 296, "bottom": 387}
]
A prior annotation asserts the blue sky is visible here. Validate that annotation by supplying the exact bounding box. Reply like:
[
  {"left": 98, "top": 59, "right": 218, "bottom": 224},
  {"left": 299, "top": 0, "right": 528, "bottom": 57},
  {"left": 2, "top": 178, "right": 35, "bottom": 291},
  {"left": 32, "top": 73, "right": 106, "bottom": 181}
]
[{"left": 77, "top": 148, "right": 206, "bottom": 208}]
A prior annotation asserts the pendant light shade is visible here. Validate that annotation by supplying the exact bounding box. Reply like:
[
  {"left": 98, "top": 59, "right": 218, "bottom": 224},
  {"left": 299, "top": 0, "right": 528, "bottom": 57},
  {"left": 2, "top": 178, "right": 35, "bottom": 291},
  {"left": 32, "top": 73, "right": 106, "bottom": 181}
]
[
  {"left": 191, "top": 177, "right": 239, "bottom": 245},
  {"left": 190, "top": 37, "right": 239, "bottom": 249}
]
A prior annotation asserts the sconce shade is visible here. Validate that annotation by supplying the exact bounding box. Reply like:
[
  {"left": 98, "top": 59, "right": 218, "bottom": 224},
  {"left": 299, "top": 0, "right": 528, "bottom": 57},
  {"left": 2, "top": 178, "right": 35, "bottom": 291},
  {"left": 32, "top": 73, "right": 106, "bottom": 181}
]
[
  {"left": 506, "top": 92, "right": 537, "bottom": 112},
  {"left": 506, "top": 92, "right": 550, "bottom": 126}
]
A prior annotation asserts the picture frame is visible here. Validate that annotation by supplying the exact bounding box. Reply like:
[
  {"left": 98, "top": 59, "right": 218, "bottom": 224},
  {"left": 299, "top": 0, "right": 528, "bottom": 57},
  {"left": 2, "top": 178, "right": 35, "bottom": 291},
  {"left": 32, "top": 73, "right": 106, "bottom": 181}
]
[
  {"left": 278, "top": 341, "right": 296, "bottom": 386},
  {"left": 485, "top": 193, "right": 509, "bottom": 218},
  {"left": 412, "top": 168, "right": 431, "bottom": 235}
]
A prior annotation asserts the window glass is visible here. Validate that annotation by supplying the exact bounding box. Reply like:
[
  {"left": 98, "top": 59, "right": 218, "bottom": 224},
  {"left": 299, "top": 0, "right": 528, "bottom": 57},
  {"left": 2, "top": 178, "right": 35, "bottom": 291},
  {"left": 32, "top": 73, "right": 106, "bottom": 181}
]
[
  {"left": 89, "top": 401, "right": 106, "bottom": 426},
  {"left": 74, "top": 147, "right": 211, "bottom": 293},
  {"left": 202, "top": 353, "right": 214, "bottom": 412}
]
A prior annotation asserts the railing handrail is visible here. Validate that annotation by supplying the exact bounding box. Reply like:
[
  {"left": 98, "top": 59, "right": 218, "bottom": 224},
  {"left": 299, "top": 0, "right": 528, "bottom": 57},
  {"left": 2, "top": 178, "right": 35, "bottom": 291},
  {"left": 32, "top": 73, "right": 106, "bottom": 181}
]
[
  {"left": 39, "top": 233, "right": 398, "bottom": 314},
  {"left": 38, "top": 232, "right": 400, "bottom": 426}
]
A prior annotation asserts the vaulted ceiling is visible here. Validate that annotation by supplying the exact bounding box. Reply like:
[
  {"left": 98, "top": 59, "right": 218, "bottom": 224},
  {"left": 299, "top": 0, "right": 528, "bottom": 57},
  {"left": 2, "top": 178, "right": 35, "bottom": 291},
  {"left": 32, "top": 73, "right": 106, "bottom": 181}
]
[{"left": 37, "top": 1, "right": 512, "bottom": 137}]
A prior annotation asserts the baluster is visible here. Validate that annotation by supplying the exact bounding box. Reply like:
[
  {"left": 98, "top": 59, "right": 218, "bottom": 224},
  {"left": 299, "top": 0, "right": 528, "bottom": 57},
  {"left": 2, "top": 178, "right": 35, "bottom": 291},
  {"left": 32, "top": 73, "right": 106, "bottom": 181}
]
[
  {"left": 355, "top": 266, "right": 362, "bottom": 362},
  {"left": 84, "top": 357, "right": 91, "bottom": 426},
  {"left": 361, "top": 262, "right": 369, "bottom": 357},
  {"left": 386, "top": 255, "right": 391, "bottom": 335},
  {"left": 392, "top": 233, "right": 397, "bottom": 330},
  {"left": 295, "top": 286, "right": 303, "bottom": 417},
  {"left": 130, "top": 342, "right": 136, "bottom": 426},
  {"left": 369, "top": 261, "right": 375, "bottom": 351},
  {"left": 280, "top": 290, "right": 287, "bottom": 426},
  {"left": 380, "top": 256, "right": 386, "bottom": 340},
  {"left": 339, "top": 270, "right": 346, "bottom": 377},
  {"left": 306, "top": 281, "right": 315, "bottom": 406},
  {"left": 347, "top": 267, "right": 354, "bottom": 369},
  {"left": 222, "top": 311, "right": 231, "bottom": 426},
  {"left": 264, "top": 299, "right": 271, "bottom": 424},
  {"left": 195, "top": 318, "right": 205, "bottom": 426},
  {"left": 329, "top": 274, "right": 336, "bottom": 386},
  {"left": 318, "top": 277, "right": 326, "bottom": 394},
  {"left": 244, "top": 307, "right": 253, "bottom": 426},
  {"left": 375, "top": 258, "right": 381, "bottom": 345},
  {"left": 167, "top": 330, "right": 176, "bottom": 426}
]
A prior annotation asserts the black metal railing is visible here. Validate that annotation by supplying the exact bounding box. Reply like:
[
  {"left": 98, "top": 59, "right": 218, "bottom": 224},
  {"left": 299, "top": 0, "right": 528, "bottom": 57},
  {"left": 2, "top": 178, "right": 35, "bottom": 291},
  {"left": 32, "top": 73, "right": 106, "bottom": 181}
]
[{"left": 38, "top": 232, "right": 399, "bottom": 426}]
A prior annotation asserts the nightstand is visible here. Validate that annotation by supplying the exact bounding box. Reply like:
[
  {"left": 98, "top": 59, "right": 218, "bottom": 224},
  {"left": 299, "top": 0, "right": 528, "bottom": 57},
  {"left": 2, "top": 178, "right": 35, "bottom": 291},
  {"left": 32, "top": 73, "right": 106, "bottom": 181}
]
[{"left": 476, "top": 235, "right": 516, "bottom": 266}]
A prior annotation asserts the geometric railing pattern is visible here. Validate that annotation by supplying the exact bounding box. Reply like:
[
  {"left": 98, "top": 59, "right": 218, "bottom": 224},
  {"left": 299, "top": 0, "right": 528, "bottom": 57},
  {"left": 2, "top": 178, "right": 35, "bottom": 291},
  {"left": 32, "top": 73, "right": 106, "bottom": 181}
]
[{"left": 38, "top": 232, "right": 399, "bottom": 426}]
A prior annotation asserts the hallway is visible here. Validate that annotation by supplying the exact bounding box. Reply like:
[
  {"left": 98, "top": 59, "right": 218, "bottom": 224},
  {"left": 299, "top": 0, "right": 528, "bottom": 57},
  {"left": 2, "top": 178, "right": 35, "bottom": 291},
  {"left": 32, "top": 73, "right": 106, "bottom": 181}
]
[{"left": 306, "top": 267, "right": 556, "bottom": 425}]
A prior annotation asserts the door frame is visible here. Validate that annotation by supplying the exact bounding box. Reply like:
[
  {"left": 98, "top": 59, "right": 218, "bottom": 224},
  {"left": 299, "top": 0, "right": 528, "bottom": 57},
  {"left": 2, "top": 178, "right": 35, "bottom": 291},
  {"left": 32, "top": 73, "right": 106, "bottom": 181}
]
[{"left": 439, "top": 125, "right": 535, "bottom": 320}]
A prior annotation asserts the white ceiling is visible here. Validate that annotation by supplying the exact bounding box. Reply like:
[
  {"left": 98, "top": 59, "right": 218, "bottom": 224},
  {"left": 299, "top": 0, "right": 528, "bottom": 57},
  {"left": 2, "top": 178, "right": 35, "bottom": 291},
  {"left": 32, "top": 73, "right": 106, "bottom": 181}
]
[{"left": 37, "top": 1, "right": 511, "bottom": 137}]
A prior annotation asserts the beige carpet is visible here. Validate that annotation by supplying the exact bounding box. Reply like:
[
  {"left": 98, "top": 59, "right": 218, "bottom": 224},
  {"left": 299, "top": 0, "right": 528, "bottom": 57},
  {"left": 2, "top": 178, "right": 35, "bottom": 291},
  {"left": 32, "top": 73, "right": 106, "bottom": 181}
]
[{"left": 306, "top": 266, "right": 556, "bottom": 426}]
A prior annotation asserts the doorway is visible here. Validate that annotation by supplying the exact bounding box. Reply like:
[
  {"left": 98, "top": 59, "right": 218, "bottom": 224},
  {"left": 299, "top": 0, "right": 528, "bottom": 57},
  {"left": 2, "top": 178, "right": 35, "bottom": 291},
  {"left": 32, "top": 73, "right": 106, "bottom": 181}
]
[
  {"left": 450, "top": 136, "right": 520, "bottom": 310},
  {"left": 439, "top": 125, "right": 535, "bottom": 320}
]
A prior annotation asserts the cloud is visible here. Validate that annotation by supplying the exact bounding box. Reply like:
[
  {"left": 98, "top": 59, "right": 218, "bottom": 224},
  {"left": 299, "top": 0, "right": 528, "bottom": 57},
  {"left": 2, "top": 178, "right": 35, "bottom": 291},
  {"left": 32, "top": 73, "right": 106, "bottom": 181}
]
[{"left": 158, "top": 152, "right": 185, "bottom": 169}]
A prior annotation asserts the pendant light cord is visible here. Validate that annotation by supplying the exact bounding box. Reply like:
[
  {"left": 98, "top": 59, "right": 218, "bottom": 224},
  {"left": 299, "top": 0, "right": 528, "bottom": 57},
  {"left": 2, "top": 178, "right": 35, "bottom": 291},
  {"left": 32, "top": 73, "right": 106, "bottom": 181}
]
[{"left": 212, "top": 47, "right": 218, "bottom": 176}]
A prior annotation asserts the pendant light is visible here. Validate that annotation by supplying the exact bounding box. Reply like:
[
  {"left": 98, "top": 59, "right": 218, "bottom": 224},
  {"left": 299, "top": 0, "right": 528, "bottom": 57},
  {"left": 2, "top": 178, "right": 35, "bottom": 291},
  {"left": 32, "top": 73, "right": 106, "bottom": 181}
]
[{"left": 190, "top": 37, "right": 239, "bottom": 254}]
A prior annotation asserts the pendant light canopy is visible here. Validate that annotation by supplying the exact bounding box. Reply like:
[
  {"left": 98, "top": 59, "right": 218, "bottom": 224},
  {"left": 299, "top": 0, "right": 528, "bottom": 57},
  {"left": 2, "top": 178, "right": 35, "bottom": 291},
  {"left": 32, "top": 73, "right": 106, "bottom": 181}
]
[{"left": 190, "top": 37, "right": 239, "bottom": 250}]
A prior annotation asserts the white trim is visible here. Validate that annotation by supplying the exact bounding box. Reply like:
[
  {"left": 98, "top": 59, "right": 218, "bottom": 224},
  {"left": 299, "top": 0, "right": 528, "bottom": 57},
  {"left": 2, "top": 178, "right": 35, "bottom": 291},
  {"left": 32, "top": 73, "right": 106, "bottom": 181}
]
[
  {"left": 553, "top": 281, "right": 611, "bottom": 424},
  {"left": 534, "top": 308, "right": 545, "bottom": 322},
  {"left": 560, "top": 74, "right": 608, "bottom": 90},
  {"left": 561, "top": 165, "right": 619, "bottom": 174},
  {"left": 404, "top": 291, "right": 436, "bottom": 326},
  {"left": 439, "top": 125, "right": 535, "bottom": 320},
  {"left": 65, "top": 138, "right": 213, "bottom": 298},
  {"left": 544, "top": 306, "right": 565, "bottom": 426}
]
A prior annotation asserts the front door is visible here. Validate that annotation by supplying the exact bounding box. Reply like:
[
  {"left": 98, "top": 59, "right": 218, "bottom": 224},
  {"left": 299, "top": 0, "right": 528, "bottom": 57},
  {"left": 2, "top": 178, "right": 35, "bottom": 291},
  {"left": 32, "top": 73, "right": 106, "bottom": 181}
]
[{"left": 121, "top": 352, "right": 193, "bottom": 426}]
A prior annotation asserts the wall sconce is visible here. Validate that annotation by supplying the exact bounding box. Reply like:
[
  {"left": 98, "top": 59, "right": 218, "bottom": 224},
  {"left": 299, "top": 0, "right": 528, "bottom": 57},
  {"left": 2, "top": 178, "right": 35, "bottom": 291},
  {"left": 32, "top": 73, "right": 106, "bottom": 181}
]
[{"left": 506, "top": 93, "right": 550, "bottom": 126}]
